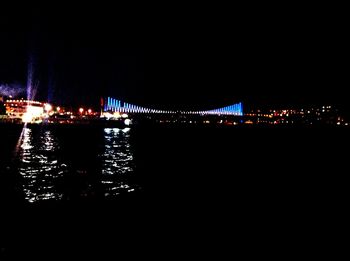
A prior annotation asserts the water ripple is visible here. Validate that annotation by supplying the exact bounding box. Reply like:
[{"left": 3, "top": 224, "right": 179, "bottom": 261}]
[
  {"left": 16, "top": 127, "right": 139, "bottom": 202},
  {"left": 100, "top": 128, "right": 138, "bottom": 198},
  {"left": 18, "top": 128, "right": 67, "bottom": 203}
]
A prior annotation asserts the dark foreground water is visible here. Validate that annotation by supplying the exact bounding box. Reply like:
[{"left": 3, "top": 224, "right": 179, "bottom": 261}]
[
  {"left": 0, "top": 125, "right": 137, "bottom": 203},
  {"left": 0, "top": 124, "right": 348, "bottom": 258}
]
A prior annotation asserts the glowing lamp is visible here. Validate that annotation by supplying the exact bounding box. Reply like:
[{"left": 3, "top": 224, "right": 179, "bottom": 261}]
[
  {"left": 79, "top": 108, "right": 84, "bottom": 114},
  {"left": 113, "top": 112, "right": 121, "bottom": 118},
  {"left": 44, "top": 104, "right": 52, "bottom": 112},
  {"left": 22, "top": 113, "right": 32, "bottom": 123},
  {"left": 88, "top": 109, "right": 92, "bottom": 114}
]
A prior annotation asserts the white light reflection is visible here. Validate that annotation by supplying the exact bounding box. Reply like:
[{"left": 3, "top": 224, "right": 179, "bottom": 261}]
[
  {"left": 18, "top": 128, "right": 67, "bottom": 203},
  {"left": 101, "top": 128, "right": 138, "bottom": 198}
]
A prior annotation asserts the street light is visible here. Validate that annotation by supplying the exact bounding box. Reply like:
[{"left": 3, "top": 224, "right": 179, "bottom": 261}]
[
  {"left": 88, "top": 109, "right": 92, "bottom": 114},
  {"left": 44, "top": 103, "right": 52, "bottom": 112},
  {"left": 79, "top": 108, "right": 84, "bottom": 115}
]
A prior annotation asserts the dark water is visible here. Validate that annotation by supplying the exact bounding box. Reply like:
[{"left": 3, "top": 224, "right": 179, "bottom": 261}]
[
  {"left": 0, "top": 125, "right": 138, "bottom": 204},
  {"left": 0, "top": 124, "right": 348, "bottom": 257}
]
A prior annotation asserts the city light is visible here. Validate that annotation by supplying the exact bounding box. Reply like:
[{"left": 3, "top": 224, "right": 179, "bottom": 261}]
[
  {"left": 113, "top": 112, "right": 121, "bottom": 118},
  {"left": 2, "top": 95, "right": 347, "bottom": 127},
  {"left": 22, "top": 113, "right": 33, "bottom": 123},
  {"left": 44, "top": 103, "right": 52, "bottom": 112},
  {"left": 21, "top": 106, "right": 44, "bottom": 123}
]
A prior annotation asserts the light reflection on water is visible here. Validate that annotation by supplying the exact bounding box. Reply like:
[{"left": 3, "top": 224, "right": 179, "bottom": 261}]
[
  {"left": 101, "top": 128, "right": 137, "bottom": 198},
  {"left": 17, "top": 127, "right": 138, "bottom": 203},
  {"left": 18, "top": 128, "right": 67, "bottom": 203}
]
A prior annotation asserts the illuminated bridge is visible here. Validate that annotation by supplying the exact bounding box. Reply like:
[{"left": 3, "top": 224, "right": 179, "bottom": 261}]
[{"left": 102, "top": 97, "right": 243, "bottom": 116}]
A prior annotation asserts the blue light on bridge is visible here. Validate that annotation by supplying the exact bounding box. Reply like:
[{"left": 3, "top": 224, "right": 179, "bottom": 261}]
[{"left": 103, "top": 96, "right": 243, "bottom": 116}]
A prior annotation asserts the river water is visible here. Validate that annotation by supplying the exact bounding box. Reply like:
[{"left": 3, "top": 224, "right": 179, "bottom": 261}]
[
  {"left": 0, "top": 124, "right": 348, "bottom": 257},
  {"left": 0, "top": 125, "right": 139, "bottom": 203}
]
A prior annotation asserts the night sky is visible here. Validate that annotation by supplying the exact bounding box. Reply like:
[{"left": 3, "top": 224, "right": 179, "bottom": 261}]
[{"left": 0, "top": 4, "right": 348, "bottom": 111}]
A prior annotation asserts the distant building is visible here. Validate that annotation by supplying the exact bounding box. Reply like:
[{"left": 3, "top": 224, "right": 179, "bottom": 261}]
[
  {"left": 245, "top": 105, "right": 346, "bottom": 126},
  {"left": 4, "top": 99, "right": 44, "bottom": 122}
]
